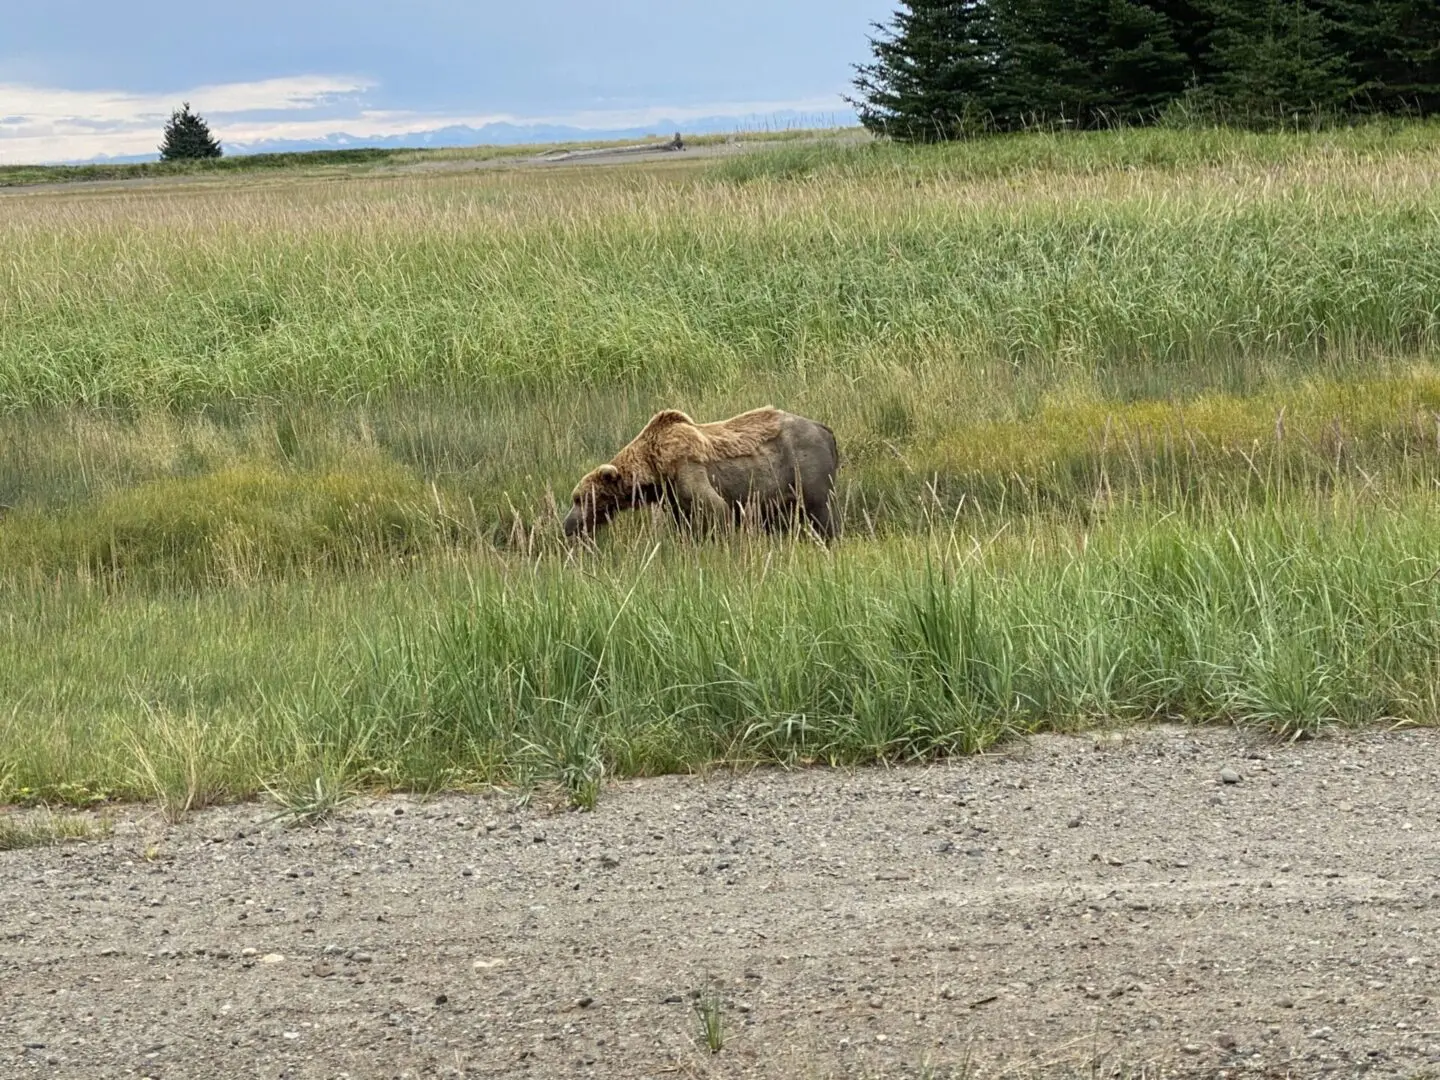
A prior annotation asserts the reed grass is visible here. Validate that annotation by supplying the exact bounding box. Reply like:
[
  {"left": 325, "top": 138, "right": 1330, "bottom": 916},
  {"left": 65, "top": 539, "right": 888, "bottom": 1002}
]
[
  {"left": 3, "top": 125, "right": 1438, "bottom": 411},
  {"left": 3, "top": 123, "right": 1440, "bottom": 806},
  {"left": 3, "top": 500, "right": 1437, "bottom": 806}
]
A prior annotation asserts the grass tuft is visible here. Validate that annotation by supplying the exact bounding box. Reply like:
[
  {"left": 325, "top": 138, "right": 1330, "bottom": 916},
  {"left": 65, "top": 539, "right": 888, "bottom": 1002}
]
[
  {"left": 264, "top": 773, "right": 360, "bottom": 828},
  {"left": 0, "top": 810, "right": 110, "bottom": 851},
  {"left": 692, "top": 985, "right": 725, "bottom": 1053}
]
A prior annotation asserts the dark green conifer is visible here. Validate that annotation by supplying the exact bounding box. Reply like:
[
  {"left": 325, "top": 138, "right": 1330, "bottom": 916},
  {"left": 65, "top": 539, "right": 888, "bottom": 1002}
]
[
  {"left": 849, "top": 0, "right": 1428, "bottom": 139},
  {"left": 159, "top": 102, "right": 223, "bottom": 161},
  {"left": 993, "top": 0, "right": 1189, "bottom": 126},
  {"left": 1191, "top": 0, "right": 1352, "bottom": 122},
  {"left": 849, "top": 0, "right": 1002, "bottom": 141},
  {"left": 1322, "top": 0, "right": 1440, "bottom": 114}
]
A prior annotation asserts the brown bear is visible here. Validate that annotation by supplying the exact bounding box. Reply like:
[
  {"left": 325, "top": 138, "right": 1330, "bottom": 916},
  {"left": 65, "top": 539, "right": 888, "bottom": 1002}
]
[{"left": 562, "top": 406, "right": 839, "bottom": 540}]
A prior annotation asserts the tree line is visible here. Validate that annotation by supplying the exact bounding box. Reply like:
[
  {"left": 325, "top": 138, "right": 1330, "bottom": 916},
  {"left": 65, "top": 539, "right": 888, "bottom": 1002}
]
[{"left": 851, "top": 0, "right": 1440, "bottom": 139}]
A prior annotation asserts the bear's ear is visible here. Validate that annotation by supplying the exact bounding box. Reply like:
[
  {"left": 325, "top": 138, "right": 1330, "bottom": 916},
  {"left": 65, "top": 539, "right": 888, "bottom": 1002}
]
[{"left": 596, "top": 464, "right": 621, "bottom": 480}]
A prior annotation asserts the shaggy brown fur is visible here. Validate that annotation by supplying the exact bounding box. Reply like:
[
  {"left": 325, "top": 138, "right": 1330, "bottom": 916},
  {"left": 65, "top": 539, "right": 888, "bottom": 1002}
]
[
  {"left": 563, "top": 406, "right": 838, "bottom": 540},
  {"left": 609, "top": 407, "right": 784, "bottom": 482}
]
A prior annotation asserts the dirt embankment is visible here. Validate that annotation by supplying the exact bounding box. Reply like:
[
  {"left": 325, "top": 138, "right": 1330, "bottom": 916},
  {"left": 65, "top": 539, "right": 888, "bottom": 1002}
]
[{"left": 3, "top": 725, "right": 1438, "bottom": 1079}]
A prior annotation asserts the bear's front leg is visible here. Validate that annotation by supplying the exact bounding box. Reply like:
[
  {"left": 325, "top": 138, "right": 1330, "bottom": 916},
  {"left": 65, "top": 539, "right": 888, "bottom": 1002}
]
[{"left": 671, "top": 462, "right": 732, "bottom": 537}]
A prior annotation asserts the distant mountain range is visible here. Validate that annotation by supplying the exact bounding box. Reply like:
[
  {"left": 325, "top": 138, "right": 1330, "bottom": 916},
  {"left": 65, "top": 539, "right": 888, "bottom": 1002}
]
[{"left": 81, "top": 109, "right": 857, "bottom": 164}]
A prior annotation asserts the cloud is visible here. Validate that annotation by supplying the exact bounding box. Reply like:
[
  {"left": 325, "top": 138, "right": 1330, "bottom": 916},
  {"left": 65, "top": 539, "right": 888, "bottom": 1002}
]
[
  {"left": 0, "top": 75, "right": 375, "bottom": 162},
  {"left": 0, "top": 77, "right": 851, "bottom": 164}
]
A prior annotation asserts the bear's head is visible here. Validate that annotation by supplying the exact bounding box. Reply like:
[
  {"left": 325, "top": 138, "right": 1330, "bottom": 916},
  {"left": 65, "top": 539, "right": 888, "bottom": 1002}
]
[{"left": 563, "top": 464, "right": 650, "bottom": 538}]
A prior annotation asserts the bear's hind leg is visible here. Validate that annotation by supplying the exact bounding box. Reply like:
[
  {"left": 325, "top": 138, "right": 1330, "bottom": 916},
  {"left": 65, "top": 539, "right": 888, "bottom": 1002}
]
[{"left": 803, "top": 491, "right": 837, "bottom": 541}]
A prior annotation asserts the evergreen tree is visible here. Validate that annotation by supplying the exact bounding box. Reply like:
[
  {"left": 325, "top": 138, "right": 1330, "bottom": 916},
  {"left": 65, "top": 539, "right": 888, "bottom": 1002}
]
[
  {"left": 1322, "top": 0, "right": 1440, "bottom": 114},
  {"left": 159, "top": 102, "right": 223, "bottom": 161},
  {"left": 1103, "top": 0, "right": 1194, "bottom": 116},
  {"left": 849, "top": 0, "right": 1002, "bottom": 141},
  {"left": 1138, "top": 0, "right": 1221, "bottom": 85},
  {"left": 849, "top": 0, "right": 1430, "bottom": 140},
  {"left": 993, "top": 0, "right": 1189, "bottom": 126},
  {"left": 1389, "top": 0, "right": 1440, "bottom": 113},
  {"left": 1197, "top": 0, "right": 1353, "bottom": 122}
]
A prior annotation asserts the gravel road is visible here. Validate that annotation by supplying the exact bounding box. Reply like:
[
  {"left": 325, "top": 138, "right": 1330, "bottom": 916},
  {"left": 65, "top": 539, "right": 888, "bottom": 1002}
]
[{"left": 3, "top": 725, "right": 1438, "bottom": 1079}]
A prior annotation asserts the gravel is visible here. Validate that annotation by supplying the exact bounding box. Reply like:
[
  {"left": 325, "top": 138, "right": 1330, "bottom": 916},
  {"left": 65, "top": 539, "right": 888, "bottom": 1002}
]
[{"left": 2, "top": 725, "right": 1439, "bottom": 1078}]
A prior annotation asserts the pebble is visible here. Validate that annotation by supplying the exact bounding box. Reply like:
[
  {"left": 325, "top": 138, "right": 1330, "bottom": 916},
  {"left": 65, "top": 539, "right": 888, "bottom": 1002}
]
[
  {"left": 353, "top": 952, "right": 374, "bottom": 964},
  {"left": 1067, "top": 816, "right": 1082, "bottom": 828},
  {"left": 240, "top": 948, "right": 258, "bottom": 959},
  {"left": 260, "top": 953, "right": 285, "bottom": 964},
  {"left": 1220, "top": 767, "right": 1242, "bottom": 784}
]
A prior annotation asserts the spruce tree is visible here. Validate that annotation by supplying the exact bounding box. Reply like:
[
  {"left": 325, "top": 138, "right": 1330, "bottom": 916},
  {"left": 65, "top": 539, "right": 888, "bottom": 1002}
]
[
  {"left": 994, "top": 0, "right": 1189, "bottom": 126},
  {"left": 1201, "top": 0, "right": 1353, "bottom": 122},
  {"left": 849, "top": 0, "right": 1002, "bottom": 141},
  {"left": 1389, "top": 0, "right": 1440, "bottom": 114},
  {"left": 850, "top": 0, "right": 1427, "bottom": 138},
  {"left": 1139, "top": 0, "right": 1221, "bottom": 85},
  {"left": 1323, "top": 0, "right": 1440, "bottom": 114},
  {"left": 159, "top": 102, "right": 223, "bottom": 161},
  {"left": 1103, "top": 0, "right": 1194, "bottom": 117}
]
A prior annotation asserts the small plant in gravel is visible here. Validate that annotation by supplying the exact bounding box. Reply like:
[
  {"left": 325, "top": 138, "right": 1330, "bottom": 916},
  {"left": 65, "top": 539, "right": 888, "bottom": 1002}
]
[
  {"left": 554, "top": 724, "right": 605, "bottom": 812},
  {"left": 264, "top": 770, "right": 358, "bottom": 827},
  {"left": 692, "top": 986, "right": 725, "bottom": 1053}
]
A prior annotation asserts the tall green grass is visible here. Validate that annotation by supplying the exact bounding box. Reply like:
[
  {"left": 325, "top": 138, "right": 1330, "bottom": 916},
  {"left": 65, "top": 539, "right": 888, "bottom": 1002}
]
[
  {"left": 4, "top": 367, "right": 1440, "bottom": 583},
  {"left": 4, "top": 124, "right": 1440, "bottom": 807},
  {"left": 3, "top": 502, "right": 1437, "bottom": 808},
  {"left": 3, "top": 124, "right": 1439, "bottom": 410}
]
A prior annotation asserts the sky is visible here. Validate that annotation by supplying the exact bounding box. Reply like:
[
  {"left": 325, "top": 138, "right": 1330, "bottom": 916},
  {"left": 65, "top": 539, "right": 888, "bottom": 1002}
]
[{"left": 0, "top": 0, "right": 894, "bottom": 164}]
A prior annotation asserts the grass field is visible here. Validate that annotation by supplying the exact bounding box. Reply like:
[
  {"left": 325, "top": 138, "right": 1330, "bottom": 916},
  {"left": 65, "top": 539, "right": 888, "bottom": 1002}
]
[{"left": 3, "top": 123, "right": 1439, "bottom": 812}]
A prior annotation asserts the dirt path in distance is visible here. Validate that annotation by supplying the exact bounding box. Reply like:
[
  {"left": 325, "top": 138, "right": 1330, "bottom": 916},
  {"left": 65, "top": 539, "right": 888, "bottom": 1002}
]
[
  {"left": 0, "top": 133, "right": 848, "bottom": 197},
  {"left": 3, "top": 725, "right": 1438, "bottom": 1079}
]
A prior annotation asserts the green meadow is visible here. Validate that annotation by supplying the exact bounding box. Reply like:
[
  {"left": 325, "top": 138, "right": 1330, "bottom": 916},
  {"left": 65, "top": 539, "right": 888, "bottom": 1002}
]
[{"left": 3, "top": 124, "right": 1439, "bottom": 813}]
